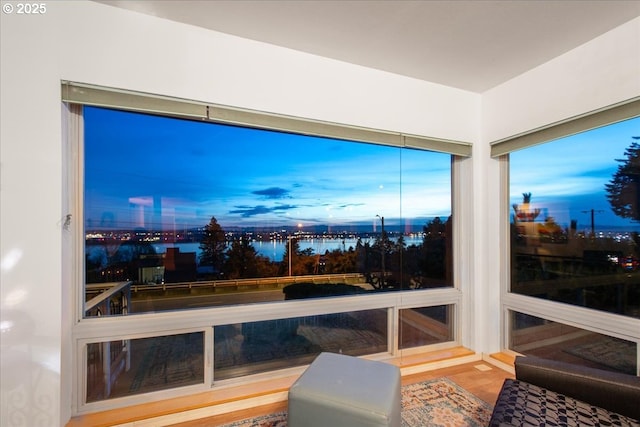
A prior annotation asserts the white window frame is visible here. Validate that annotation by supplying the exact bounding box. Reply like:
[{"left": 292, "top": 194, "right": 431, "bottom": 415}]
[
  {"left": 496, "top": 100, "right": 640, "bottom": 372},
  {"left": 64, "top": 82, "right": 472, "bottom": 414}
]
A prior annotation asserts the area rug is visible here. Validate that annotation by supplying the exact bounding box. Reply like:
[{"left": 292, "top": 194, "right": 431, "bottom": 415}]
[
  {"left": 220, "top": 377, "right": 493, "bottom": 427},
  {"left": 564, "top": 336, "right": 637, "bottom": 375}
]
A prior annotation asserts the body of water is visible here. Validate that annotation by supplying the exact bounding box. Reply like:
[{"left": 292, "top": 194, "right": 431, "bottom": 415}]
[
  {"left": 153, "top": 239, "right": 373, "bottom": 261},
  {"left": 154, "top": 237, "right": 423, "bottom": 262},
  {"left": 86, "top": 236, "right": 425, "bottom": 265}
]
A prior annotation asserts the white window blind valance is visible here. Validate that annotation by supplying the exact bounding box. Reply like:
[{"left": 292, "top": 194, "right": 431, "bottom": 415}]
[
  {"left": 490, "top": 97, "right": 640, "bottom": 157},
  {"left": 61, "top": 81, "right": 472, "bottom": 157}
]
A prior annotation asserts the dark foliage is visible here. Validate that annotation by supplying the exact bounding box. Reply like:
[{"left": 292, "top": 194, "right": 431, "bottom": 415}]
[{"left": 606, "top": 139, "right": 640, "bottom": 221}]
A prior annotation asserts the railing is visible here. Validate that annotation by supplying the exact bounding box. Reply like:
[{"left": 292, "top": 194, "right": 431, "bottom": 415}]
[
  {"left": 85, "top": 281, "right": 132, "bottom": 399},
  {"left": 85, "top": 281, "right": 132, "bottom": 315},
  {"left": 129, "top": 273, "right": 366, "bottom": 292}
]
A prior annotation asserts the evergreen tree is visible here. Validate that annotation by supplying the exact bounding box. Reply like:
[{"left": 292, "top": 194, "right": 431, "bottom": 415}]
[
  {"left": 421, "top": 216, "right": 447, "bottom": 280},
  {"left": 606, "top": 138, "right": 640, "bottom": 221},
  {"left": 199, "top": 216, "right": 226, "bottom": 275},
  {"left": 224, "top": 238, "right": 261, "bottom": 279},
  {"left": 324, "top": 247, "right": 357, "bottom": 274}
]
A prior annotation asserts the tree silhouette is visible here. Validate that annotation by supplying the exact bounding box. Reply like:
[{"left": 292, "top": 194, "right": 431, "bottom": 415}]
[
  {"left": 199, "top": 216, "right": 226, "bottom": 274},
  {"left": 421, "top": 217, "right": 448, "bottom": 280},
  {"left": 224, "top": 238, "right": 267, "bottom": 279},
  {"left": 324, "top": 247, "right": 357, "bottom": 274},
  {"left": 606, "top": 138, "right": 640, "bottom": 221}
]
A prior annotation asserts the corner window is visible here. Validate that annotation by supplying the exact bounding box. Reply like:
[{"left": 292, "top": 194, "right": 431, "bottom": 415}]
[
  {"left": 509, "top": 117, "right": 640, "bottom": 319},
  {"left": 510, "top": 119, "right": 640, "bottom": 317}
]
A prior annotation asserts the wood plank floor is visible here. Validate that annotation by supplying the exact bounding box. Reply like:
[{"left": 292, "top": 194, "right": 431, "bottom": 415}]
[{"left": 170, "top": 360, "right": 514, "bottom": 426}]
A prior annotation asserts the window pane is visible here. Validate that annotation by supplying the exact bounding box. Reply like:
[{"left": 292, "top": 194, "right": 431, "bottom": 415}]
[
  {"left": 509, "top": 311, "right": 637, "bottom": 375},
  {"left": 83, "top": 107, "right": 452, "bottom": 315},
  {"left": 399, "top": 305, "right": 454, "bottom": 349},
  {"left": 86, "top": 332, "right": 204, "bottom": 402},
  {"left": 509, "top": 118, "right": 640, "bottom": 318},
  {"left": 214, "top": 309, "right": 388, "bottom": 380}
]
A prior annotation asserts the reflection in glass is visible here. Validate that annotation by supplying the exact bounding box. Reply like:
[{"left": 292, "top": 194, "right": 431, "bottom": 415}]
[
  {"left": 83, "top": 107, "right": 453, "bottom": 315},
  {"left": 399, "top": 305, "right": 454, "bottom": 349},
  {"left": 86, "top": 332, "right": 204, "bottom": 402},
  {"left": 214, "top": 309, "right": 388, "bottom": 380},
  {"left": 509, "top": 311, "right": 637, "bottom": 375},
  {"left": 510, "top": 118, "right": 640, "bottom": 318}
]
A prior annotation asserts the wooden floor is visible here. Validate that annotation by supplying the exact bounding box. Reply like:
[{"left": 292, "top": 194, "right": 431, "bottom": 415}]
[
  {"left": 66, "top": 349, "right": 515, "bottom": 427},
  {"left": 170, "top": 359, "right": 514, "bottom": 426}
]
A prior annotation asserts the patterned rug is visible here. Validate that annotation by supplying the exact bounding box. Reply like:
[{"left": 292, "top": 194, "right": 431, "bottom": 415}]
[
  {"left": 220, "top": 378, "right": 493, "bottom": 427},
  {"left": 564, "top": 336, "right": 637, "bottom": 375}
]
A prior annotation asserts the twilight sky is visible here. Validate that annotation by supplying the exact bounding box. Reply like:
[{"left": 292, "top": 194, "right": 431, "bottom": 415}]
[
  {"left": 84, "top": 106, "right": 639, "bottom": 233},
  {"left": 510, "top": 116, "right": 640, "bottom": 232},
  {"left": 84, "top": 107, "right": 451, "bottom": 231}
]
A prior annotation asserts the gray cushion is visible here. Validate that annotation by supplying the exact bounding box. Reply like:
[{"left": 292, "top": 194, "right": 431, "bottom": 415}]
[{"left": 288, "top": 352, "right": 401, "bottom": 427}]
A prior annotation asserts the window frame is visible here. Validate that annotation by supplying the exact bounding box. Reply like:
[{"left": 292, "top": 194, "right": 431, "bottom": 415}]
[
  {"left": 498, "top": 103, "right": 640, "bottom": 372},
  {"left": 65, "top": 84, "right": 472, "bottom": 414}
]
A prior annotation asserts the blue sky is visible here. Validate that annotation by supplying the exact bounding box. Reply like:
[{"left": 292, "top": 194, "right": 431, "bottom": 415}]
[
  {"left": 84, "top": 107, "right": 451, "bottom": 231},
  {"left": 84, "top": 107, "right": 638, "bottom": 233},
  {"left": 510, "top": 116, "right": 640, "bottom": 232}
]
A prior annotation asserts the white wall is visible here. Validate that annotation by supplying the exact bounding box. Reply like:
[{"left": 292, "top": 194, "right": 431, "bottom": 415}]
[
  {"left": 0, "top": 2, "right": 478, "bottom": 425},
  {"left": 472, "top": 17, "right": 640, "bottom": 355},
  {"left": 483, "top": 17, "right": 640, "bottom": 143}
]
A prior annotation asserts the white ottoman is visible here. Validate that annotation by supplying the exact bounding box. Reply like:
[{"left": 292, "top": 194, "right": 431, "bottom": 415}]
[{"left": 288, "top": 352, "right": 401, "bottom": 427}]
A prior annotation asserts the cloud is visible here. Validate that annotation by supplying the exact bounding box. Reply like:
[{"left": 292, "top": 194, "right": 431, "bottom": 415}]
[
  {"left": 337, "top": 202, "right": 366, "bottom": 209},
  {"left": 252, "top": 187, "right": 291, "bottom": 199},
  {"left": 230, "top": 204, "right": 298, "bottom": 218}
]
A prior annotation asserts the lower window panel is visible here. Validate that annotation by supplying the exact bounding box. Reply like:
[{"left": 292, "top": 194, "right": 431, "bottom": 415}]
[
  {"left": 86, "top": 332, "right": 204, "bottom": 403},
  {"left": 509, "top": 311, "right": 637, "bottom": 375},
  {"left": 214, "top": 309, "right": 388, "bottom": 380},
  {"left": 399, "top": 305, "right": 454, "bottom": 349}
]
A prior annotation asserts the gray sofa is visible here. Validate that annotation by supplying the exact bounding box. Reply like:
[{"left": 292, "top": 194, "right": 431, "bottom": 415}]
[{"left": 489, "top": 355, "right": 640, "bottom": 426}]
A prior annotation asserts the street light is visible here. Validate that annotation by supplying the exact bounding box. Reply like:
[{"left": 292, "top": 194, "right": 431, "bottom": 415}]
[
  {"left": 376, "top": 215, "right": 385, "bottom": 287},
  {"left": 581, "top": 208, "right": 604, "bottom": 238},
  {"left": 288, "top": 235, "right": 292, "bottom": 276}
]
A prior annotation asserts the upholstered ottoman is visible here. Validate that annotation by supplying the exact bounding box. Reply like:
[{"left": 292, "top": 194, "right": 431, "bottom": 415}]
[{"left": 288, "top": 352, "right": 401, "bottom": 427}]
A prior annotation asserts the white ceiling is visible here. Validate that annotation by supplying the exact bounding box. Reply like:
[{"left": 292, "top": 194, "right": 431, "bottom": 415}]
[{"left": 95, "top": 0, "right": 640, "bottom": 93}]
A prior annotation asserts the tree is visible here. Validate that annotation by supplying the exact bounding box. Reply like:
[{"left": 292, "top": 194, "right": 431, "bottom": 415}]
[
  {"left": 421, "top": 216, "right": 448, "bottom": 280},
  {"left": 606, "top": 138, "right": 640, "bottom": 221},
  {"left": 224, "top": 238, "right": 278, "bottom": 279},
  {"left": 199, "top": 216, "right": 226, "bottom": 274},
  {"left": 324, "top": 247, "right": 357, "bottom": 274},
  {"left": 224, "top": 238, "right": 263, "bottom": 279}
]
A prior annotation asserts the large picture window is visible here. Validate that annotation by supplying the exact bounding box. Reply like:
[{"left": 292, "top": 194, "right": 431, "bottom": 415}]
[
  {"left": 83, "top": 106, "right": 454, "bottom": 316},
  {"left": 67, "top": 84, "right": 467, "bottom": 409},
  {"left": 509, "top": 117, "right": 640, "bottom": 319}
]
